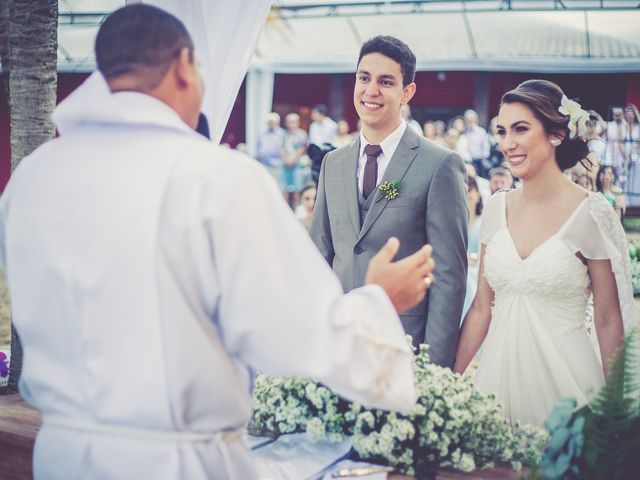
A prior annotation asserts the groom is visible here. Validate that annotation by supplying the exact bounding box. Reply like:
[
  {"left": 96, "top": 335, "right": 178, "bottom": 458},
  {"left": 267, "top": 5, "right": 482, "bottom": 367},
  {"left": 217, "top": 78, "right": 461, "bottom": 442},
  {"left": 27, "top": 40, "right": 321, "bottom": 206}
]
[{"left": 310, "top": 36, "right": 468, "bottom": 367}]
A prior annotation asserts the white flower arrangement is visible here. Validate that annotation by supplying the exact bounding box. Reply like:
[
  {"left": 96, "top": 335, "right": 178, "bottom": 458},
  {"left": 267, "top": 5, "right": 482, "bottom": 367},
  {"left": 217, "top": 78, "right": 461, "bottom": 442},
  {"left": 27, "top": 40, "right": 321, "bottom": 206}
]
[
  {"left": 249, "top": 343, "right": 548, "bottom": 476},
  {"left": 558, "top": 95, "right": 589, "bottom": 141}
]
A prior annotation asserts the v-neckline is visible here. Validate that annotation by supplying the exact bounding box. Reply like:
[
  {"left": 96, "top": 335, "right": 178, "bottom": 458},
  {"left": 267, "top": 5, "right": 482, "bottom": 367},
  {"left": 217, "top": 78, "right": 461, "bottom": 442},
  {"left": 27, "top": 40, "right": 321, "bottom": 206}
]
[{"left": 502, "top": 191, "right": 590, "bottom": 262}]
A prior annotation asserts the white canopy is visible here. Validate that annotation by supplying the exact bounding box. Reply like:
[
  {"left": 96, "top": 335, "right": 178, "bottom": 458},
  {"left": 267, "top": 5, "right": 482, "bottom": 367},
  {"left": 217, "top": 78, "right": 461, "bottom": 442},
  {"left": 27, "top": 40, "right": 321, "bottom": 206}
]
[
  {"left": 58, "top": 1, "right": 640, "bottom": 74},
  {"left": 47, "top": 1, "right": 640, "bottom": 151}
]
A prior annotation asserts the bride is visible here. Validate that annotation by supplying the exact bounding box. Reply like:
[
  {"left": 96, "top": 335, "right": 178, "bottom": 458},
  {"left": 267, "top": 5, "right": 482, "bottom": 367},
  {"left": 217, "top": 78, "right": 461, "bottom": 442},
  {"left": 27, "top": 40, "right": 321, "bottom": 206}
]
[{"left": 453, "top": 79, "right": 636, "bottom": 427}]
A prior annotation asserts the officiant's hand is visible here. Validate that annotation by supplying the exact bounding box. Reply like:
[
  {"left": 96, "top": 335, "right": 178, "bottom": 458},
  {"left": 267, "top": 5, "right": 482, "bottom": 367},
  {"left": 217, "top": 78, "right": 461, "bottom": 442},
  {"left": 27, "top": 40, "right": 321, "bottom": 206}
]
[{"left": 365, "top": 237, "right": 435, "bottom": 314}]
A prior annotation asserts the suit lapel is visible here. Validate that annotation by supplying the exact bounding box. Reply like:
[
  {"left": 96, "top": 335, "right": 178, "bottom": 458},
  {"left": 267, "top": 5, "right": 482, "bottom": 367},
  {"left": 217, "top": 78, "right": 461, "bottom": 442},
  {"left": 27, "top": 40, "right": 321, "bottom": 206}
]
[
  {"left": 341, "top": 138, "right": 361, "bottom": 236},
  {"left": 357, "top": 128, "right": 420, "bottom": 243}
]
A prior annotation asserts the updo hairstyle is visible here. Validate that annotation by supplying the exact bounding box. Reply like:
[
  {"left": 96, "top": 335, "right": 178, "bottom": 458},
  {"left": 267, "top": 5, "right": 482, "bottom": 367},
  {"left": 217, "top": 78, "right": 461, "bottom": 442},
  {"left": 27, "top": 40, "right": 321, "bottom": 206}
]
[{"left": 500, "top": 80, "right": 590, "bottom": 171}]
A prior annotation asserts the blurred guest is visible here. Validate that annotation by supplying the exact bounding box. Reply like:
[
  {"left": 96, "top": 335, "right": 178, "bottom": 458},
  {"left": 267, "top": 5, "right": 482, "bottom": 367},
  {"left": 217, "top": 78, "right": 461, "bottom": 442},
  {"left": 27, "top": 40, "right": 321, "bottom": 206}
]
[
  {"left": 571, "top": 171, "right": 595, "bottom": 192},
  {"left": 465, "top": 161, "right": 490, "bottom": 204},
  {"left": 423, "top": 121, "right": 436, "bottom": 140},
  {"left": 450, "top": 115, "right": 465, "bottom": 133},
  {"left": 606, "top": 107, "right": 627, "bottom": 173},
  {"left": 462, "top": 176, "right": 483, "bottom": 318},
  {"left": 486, "top": 116, "right": 503, "bottom": 173},
  {"left": 281, "top": 113, "right": 308, "bottom": 207},
  {"left": 308, "top": 104, "right": 338, "bottom": 147},
  {"left": 432, "top": 120, "right": 448, "bottom": 147},
  {"left": 581, "top": 111, "right": 607, "bottom": 187},
  {"left": 464, "top": 109, "right": 490, "bottom": 178},
  {"left": 257, "top": 112, "right": 285, "bottom": 183},
  {"left": 235, "top": 142, "right": 248, "bottom": 154},
  {"left": 586, "top": 111, "right": 607, "bottom": 163},
  {"left": 596, "top": 164, "right": 626, "bottom": 221},
  {"left": 334, "top": 119, "right": 355, "bottom": 148},
  {"left": 489, "top": 165, "right": 514, "bottom": 193},
  {"left": 445, "top": 127, "right": 471, "bottom": 162},
  {"left": 295, "top": 184, "right": 317, "bottom": 231},
  {"left": 401, "top": 104, "right": 422, "bottom": 135},
  {"left": 624, "top": 104, "right": 640, "bottom": 206}
]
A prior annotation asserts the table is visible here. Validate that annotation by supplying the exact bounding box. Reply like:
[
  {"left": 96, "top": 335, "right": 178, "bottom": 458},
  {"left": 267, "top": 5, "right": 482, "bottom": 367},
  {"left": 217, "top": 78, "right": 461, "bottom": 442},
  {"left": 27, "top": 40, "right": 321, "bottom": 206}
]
[{"left": 0, "top": 395, "right": 523, "bottom": 479}]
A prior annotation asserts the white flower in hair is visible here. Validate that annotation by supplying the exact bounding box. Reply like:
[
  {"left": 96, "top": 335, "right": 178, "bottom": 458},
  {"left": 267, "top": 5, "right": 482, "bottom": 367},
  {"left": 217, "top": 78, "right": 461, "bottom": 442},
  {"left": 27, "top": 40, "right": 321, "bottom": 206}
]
[{"left": 558, "top": 95, "right": 589, "bottom": 141}]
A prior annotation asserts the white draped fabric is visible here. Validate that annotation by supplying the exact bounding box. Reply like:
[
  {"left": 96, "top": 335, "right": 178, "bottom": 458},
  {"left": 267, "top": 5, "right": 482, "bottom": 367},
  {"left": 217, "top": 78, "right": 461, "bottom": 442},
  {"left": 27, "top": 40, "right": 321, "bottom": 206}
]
[{"left": 130, "top": 0, "right": 273, "bottom": 144}]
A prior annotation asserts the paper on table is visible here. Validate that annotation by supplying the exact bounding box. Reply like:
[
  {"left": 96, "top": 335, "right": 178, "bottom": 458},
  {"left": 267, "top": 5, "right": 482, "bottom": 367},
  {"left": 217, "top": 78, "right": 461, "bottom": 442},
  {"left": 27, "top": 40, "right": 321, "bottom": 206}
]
[
  {"left": 321, "top": 460, "right": 389, "bottom": 480},
  {"left": 252, "top": 433, "right": 351, "bottom": 480},
  {"left": 247, "top": 434, "right": 275, "bottom": 450}
]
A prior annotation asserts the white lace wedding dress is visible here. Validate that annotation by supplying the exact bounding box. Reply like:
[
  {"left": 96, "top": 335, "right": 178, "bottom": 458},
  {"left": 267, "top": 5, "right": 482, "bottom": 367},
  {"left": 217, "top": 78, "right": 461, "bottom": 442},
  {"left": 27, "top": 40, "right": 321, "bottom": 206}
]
[{"left": 474, "top": 190, "right": 636, "bottom": 427}]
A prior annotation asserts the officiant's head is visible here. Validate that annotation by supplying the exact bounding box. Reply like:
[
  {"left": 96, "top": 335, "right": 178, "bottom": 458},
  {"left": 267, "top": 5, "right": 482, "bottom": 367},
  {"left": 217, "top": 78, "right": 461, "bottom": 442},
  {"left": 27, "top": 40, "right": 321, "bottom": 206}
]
[{"left": 95, "top": 4, "right": 204, "bottom": 129}]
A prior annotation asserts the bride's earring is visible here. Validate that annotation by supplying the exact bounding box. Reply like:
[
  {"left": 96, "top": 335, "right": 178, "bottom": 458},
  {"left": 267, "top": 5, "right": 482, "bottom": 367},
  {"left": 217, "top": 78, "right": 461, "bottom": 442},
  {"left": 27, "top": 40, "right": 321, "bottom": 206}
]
[{"left": 550, "top": 139, "right": 561, "bottom": 147}]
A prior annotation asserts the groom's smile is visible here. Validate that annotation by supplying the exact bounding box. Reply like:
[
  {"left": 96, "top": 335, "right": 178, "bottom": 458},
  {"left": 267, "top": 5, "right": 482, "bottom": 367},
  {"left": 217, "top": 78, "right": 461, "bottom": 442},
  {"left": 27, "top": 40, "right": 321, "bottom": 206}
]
[{"left": 362, "top": 101, "right": 383, "bottom": 110}]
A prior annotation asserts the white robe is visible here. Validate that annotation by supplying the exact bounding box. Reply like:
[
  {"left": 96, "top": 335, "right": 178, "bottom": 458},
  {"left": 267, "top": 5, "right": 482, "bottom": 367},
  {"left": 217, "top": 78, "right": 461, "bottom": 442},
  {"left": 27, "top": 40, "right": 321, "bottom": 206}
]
[{"left": 0, "top": 74, "right": 416, "bottom": 479}]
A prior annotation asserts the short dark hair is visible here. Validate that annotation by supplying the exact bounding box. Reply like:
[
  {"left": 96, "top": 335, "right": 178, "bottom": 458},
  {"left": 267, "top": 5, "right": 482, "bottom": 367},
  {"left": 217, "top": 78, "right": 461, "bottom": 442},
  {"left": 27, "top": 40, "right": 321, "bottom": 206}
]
[
  {"left": 501, "top": 79, "right": 590, "bottom": 171},
  {"left": 357, "top": 36, "right": 416, "bottom": 87},
  {"left": 312, "top": 104, "right": 328, "bottom": 116},
  {"left": 95, "top": 4, "right": 194, "bottom": 88}
]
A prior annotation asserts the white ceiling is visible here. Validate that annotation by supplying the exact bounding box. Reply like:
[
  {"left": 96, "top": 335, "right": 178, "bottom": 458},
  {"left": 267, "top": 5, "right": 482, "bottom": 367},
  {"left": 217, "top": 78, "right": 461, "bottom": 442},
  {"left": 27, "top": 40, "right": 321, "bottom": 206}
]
[{"left": 55, "top": 1, "right": 640, "bottom": 73}]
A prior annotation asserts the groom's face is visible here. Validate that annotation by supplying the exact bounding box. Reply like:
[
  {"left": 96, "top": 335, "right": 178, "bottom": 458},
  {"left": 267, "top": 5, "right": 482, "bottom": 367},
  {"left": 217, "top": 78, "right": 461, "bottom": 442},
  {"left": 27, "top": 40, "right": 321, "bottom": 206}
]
[{"left": 354, "top": 53, "right": 415, "bottom": 136}]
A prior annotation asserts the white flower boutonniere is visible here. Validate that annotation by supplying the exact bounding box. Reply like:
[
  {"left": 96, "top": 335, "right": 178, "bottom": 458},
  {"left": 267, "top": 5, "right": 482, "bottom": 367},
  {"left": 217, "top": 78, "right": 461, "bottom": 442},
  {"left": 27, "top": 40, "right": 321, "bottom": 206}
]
[
  {"left": 558, "top": 95, "right": 589, "bottom": 141},
  {"left": 376, "top": 180, "right": 401, "bottom": 202}
]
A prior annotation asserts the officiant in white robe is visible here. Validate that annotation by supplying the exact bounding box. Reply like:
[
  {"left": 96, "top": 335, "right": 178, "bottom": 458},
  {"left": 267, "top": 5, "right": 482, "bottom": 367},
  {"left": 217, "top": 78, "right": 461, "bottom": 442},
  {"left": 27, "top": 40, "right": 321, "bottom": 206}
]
[{"left": 0, "top": 5, "right": 435, "bottom": 479}]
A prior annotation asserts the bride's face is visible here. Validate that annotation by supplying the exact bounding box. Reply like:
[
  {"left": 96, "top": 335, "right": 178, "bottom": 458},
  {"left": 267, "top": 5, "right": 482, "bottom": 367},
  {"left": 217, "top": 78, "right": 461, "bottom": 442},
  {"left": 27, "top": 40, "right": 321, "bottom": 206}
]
[{"left": 496, "top": 102, "right": 556, "bottom": 180}]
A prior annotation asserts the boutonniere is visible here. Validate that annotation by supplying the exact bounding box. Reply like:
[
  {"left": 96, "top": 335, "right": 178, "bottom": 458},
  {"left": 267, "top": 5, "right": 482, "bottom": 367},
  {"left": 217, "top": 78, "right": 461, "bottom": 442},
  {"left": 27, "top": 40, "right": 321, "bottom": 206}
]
[{"left": 376, "top": 180, "right": 401, "bottom": 202}]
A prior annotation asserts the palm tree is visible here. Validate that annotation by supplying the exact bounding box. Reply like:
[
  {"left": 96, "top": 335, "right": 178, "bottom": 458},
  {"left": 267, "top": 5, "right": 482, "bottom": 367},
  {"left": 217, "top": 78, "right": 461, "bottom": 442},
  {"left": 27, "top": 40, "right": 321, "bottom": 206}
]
[{"left": 2, "top": 0, "right": 58, "bottom": 394}]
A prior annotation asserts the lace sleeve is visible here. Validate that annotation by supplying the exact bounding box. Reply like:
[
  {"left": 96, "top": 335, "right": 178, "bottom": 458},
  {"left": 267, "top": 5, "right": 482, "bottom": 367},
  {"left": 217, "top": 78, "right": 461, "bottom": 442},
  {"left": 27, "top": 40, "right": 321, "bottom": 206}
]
[
  {"left": 478, "top": 190, "right": 506, "bottom": 245},
  {"left": 562, "top": 192, "right": 637, "bottom": 333}
]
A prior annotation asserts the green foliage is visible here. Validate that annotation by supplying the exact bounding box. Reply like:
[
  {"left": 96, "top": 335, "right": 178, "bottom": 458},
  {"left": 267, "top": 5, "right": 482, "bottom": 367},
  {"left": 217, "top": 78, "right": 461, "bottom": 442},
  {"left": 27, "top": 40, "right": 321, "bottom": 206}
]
[
  {"left": 578, "top": 327, "right": 640, "bottom": 480},
  {"left": 539, "top": 327, "right": 640, "bottom": 480},
  {"left": 250, "top": 344, "right": 548, "bottom": 476},
  {"left": 631, "top": 258, "right": 640, "bottom": 296},
  {"left": 623, "top": 217, "right": 640, "bottom": 234}
]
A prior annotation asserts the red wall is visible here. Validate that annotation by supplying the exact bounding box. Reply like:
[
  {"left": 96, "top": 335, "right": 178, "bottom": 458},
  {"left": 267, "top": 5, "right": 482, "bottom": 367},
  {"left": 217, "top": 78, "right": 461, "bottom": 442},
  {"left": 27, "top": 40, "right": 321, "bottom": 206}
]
[
  {"left": 626, "top": 75, "right": 640, "bottom": 109},
  {"left": 1, "top": 70, "right": 639, "bottom": 190}
]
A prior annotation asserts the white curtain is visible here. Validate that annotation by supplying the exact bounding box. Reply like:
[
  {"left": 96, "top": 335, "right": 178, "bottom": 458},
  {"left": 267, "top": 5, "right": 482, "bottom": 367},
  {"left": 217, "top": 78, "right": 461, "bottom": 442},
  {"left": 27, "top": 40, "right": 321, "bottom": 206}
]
[{"left": 128, "top": 0, "right": 272, "bottom": 144}]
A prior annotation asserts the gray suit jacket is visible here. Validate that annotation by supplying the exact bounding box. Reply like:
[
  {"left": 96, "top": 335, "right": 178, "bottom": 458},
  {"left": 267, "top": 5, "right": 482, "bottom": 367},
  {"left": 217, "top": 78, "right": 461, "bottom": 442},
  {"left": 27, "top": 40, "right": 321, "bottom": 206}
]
[{"left": 309, "top": 126, "right": 468, "bottom": 367}]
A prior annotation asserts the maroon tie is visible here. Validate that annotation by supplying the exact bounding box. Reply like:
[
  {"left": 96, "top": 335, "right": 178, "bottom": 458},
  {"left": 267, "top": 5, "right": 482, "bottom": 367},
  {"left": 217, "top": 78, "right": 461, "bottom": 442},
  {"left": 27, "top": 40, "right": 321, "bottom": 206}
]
[{"left": 363, "top": 144, "right": 382, "bottom": 199}]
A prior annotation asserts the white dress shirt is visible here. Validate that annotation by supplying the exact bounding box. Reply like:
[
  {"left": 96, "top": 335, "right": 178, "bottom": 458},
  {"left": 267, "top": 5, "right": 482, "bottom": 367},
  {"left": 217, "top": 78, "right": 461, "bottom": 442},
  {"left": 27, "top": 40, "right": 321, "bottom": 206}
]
[
  {"left": 357, "top": 121, "right": 407, "bottom": 195},
  {"left": 308, "top": 117, "right": 338, "bottom": 146}
]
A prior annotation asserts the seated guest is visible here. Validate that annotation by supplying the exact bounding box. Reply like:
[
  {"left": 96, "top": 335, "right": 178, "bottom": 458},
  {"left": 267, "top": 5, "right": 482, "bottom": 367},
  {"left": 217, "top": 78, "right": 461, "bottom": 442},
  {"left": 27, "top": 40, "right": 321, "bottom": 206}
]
[
  {"left": 489, "top": 165, "right": 514, "bottom": 193},
  {"left": 462, "top": 176, "right": 483, "bottom": 319},
  {"left": 281, "top": 113, "right": 308, "bottom": 207},
  {"left": 596, "top": 164, "right": 626, "bottom": 221},
  {"left": 465, "top": 162, "right": 490, "bottom": 205},
  {"left": 257, "top": 112, "right": 286, "bottom": 183},
  {"left": 295, "top": 183, "right": 317, "bottom": 231},
  {"left": 334, "top": 119, "right": 355, "bottom": 148}
]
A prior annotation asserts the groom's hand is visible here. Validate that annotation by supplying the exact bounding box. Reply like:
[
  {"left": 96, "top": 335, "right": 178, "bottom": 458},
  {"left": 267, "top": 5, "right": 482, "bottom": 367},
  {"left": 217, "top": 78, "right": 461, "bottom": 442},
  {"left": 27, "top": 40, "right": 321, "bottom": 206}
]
[{"left": 365, "top": 237, "right": 435, "bottom": 314}]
